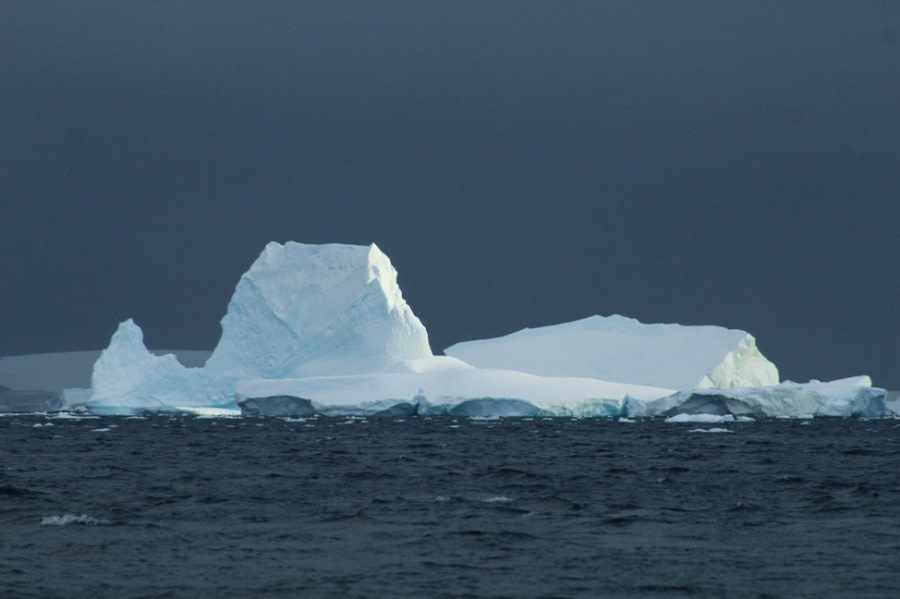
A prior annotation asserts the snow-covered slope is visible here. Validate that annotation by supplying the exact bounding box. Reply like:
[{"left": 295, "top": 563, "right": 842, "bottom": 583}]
[
  {"left": 87, "top": 242, "right": 432, "bottom": 414},
  {"left": 445, "top": 314, "right": 779, "bottom": 390}
]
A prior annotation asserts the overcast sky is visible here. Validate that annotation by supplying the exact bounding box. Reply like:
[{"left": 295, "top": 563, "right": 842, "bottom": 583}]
[{"left": 2, "top": 1, "right": 898, "bottom": 388}]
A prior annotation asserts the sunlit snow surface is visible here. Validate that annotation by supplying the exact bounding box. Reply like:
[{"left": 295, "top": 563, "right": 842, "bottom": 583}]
[
  {"left": 79, "top": 241, "right": 886, "bottom": 418},
  {"left": 445, "top": 314, "right": 779, "bottom": 389}
]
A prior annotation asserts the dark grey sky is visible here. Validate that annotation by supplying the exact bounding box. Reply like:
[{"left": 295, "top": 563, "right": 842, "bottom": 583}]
[{"left": 2, "top": 1, "right": 898, "bottom": 388}]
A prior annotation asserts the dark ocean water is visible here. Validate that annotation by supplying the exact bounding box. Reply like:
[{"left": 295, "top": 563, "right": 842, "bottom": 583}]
[{"left": 2, "top": 415, "right": 899, "bottom": 598}]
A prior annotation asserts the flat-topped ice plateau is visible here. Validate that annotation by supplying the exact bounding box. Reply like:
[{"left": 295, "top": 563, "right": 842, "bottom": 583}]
[{"left": 445, "top": 314, "right": 779, "bottom": 390}]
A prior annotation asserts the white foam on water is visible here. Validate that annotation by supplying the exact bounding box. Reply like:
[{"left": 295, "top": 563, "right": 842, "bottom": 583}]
[
  {"left": 40, "top": 514, "right": 108, "bottom": 526},
  {"left": 483, "top": 495, "right": 513, "bottom": 503}
]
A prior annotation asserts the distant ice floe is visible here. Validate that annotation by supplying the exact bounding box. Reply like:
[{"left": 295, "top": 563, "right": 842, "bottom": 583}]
[
  {"left": 32, "top": 240, "right": 885, "bottom": 420},
  {"left": 665, "top": 413, "right": 736, "bottom": 424},
  {"left": 688, "top": 428, "right": 734, "bottom": 434}
]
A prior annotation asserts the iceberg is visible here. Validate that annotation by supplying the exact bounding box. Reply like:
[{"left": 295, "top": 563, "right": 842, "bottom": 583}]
[
  {"left": 444, "top": 314, "right": 779, "bottom": 390},
  {"left": 0, "top": 386, "right": 62, "bottom": 413},
  {"left": 87, "top": 242, "right": 432, "bottom": 414},
  {"left": 83, "top": 239, "right": 886, "bottom": 419},
  {"left": 640, "top": 376, "right": 886, "bottom": 419}
]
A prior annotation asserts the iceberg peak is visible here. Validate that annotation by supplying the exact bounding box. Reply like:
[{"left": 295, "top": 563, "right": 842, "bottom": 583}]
[
  {"left": 204, "top": 241, "right": 432, "bottom": 378},
  {"left": 87, "top": 242, "right": 433, "bottom": 414}
]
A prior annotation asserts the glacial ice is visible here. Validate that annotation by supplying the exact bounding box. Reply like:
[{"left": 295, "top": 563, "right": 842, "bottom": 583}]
[
  {"left": 204, "top": 242, "right": 431, "bottom": 378},
  {"left": 238, "top": 396, "right": 316, "bottom": 418},
  {"left": 0, "top": 387, "right": 62, "bottom": 413},
  {"left": 87, "top": 242, "right": 432, "bottom": 414},
  {"left": 83, "top": 240, "right": 886, "bottom": 419},
  {"left": 641, "top": 376, "right": 886, "bottom": 419},
  {"left": 235, "top": 355, "right": 674, "bottom": 417},
  {"left": 444, "top": 314, "right": 779, "bottom": 390}
]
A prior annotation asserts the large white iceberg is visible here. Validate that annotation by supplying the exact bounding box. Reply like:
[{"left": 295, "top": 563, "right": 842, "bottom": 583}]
[
  {"left": 87, "top": 242, "right": 431, "bottom": 414},
  {"left": 444, "top": 314, "right": 779, "bottom": 390},
  {"left": 84, "top": 240, "right": 885, "bottom": 419}
]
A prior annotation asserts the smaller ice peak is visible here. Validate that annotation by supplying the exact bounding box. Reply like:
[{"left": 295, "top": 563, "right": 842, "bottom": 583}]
[
  {"left": 90, "top": 320, "right": 187, "bottom": 399},
  {"left": 445, "top": 314, "right": 779, "bottom": 390},
  {"left": 88, "top": 319, "right": 236, "bottom": 415},
  {"left": 205, "top": 241, "right": 432, "bottom": 378}
]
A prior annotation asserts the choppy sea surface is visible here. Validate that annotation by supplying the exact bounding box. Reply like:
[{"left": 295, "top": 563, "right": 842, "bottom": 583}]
[{"left": 2, "top": 415, "right": 899, "bottom": 598}]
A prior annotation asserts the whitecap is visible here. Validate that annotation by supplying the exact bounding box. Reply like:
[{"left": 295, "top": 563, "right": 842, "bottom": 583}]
[{"left": 40, "top": 514, "right": 108, "bottom": 526}]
